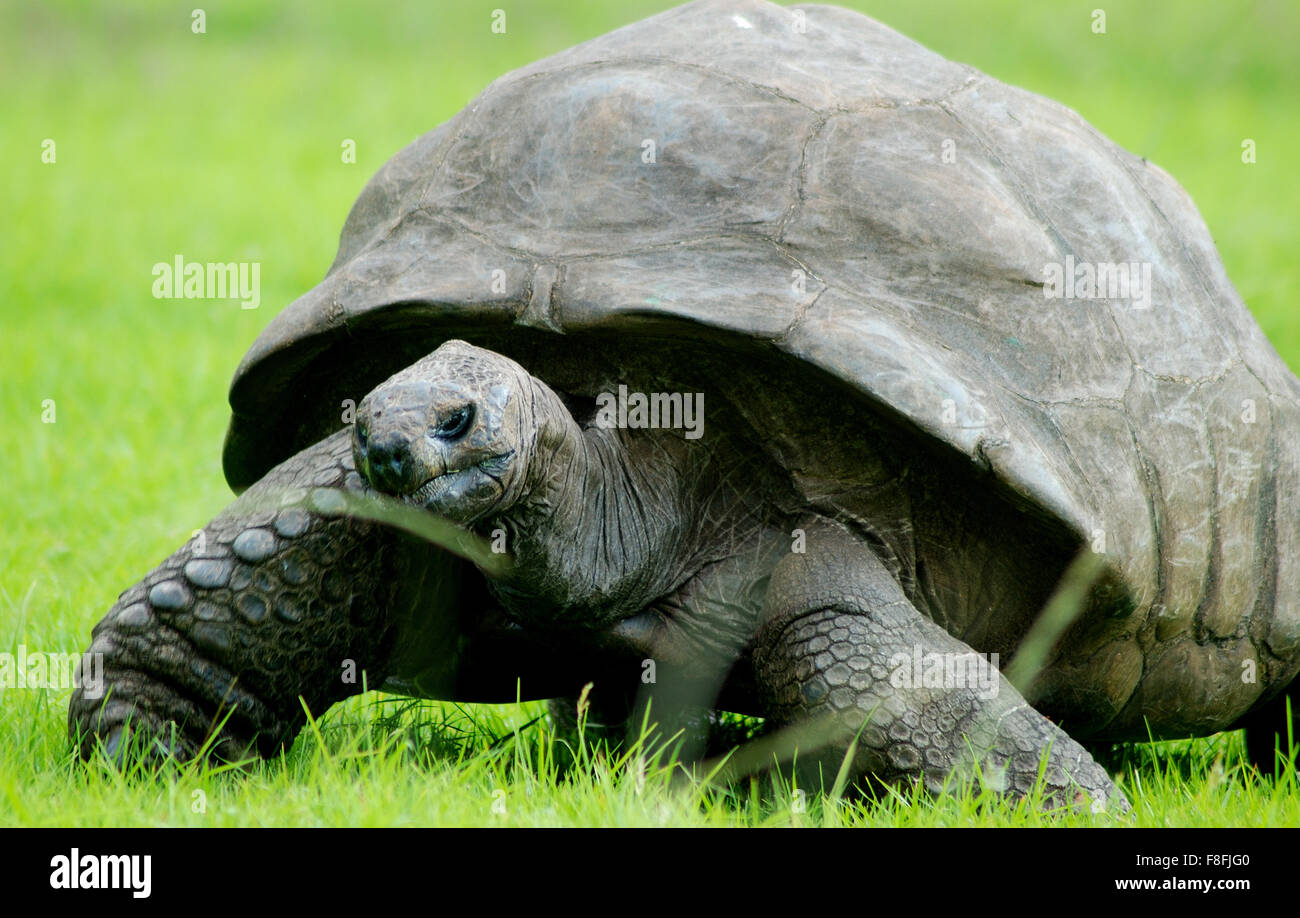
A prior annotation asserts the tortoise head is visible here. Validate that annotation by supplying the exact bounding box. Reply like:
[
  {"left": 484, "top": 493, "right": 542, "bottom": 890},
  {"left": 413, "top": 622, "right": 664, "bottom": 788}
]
[{"left": 352, "top": 339, "right": 568, "bottom": 525}]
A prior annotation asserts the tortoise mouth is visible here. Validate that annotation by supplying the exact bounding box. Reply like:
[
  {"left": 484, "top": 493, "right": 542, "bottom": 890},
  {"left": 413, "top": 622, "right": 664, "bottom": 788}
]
[{"left": 408, "top": 452, "right": 515, "bottom": 515}]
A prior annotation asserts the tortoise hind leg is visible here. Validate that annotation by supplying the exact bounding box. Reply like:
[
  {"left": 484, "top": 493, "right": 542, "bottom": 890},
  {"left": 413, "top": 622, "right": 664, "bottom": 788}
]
[
  {"left": 546, "top": 682, "right": 744, "bottom": 762},
  {"left": 1237, "top": 683, "right": 1299, "bottom": 776},
  {"left": 547, "top": 683, "right": 639, "bottom": 753},
  {"left": 751, "top": 523, "right": 1128, "bottom": 812}
]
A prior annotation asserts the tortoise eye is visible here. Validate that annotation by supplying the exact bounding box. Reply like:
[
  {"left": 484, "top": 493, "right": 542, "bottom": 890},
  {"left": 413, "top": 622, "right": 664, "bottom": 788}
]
[{"left": 433, "top": 406, "right": 474, "bottom": 441}]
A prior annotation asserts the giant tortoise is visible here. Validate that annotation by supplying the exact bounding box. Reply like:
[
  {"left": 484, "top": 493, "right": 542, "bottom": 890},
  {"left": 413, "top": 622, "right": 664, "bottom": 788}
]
[{"left": 70, "top": 0, "right": 1300, "bottom": 811}]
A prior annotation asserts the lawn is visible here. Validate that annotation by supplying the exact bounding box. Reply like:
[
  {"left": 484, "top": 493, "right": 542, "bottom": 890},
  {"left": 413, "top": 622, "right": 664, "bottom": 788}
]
[{"left": 2, "top": 0, "right": 1297, "bottom": 827}]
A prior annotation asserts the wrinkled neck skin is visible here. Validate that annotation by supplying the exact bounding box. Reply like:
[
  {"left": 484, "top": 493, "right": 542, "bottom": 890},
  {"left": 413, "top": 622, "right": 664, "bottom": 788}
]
[{"left": 483, "top": 379, "right": 695, "bottom": 631}]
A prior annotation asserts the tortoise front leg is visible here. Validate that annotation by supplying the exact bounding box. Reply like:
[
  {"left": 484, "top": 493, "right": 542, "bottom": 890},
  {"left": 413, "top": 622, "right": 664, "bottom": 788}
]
[
  {"left": 751, "top": 524, "right": 1127, "bottom": 812},
  {"left": 68, "top": 429, "right": 449, "bottom": 763}
]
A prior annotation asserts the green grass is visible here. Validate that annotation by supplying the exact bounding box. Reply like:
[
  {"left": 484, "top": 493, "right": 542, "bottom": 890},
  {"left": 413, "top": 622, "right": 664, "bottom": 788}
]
[
  {"left": 2, "top": 0, "right": 1297, "bottom": 827},
  {"left": 8, "top": 690, "right": 1300, "bottom": 827}
]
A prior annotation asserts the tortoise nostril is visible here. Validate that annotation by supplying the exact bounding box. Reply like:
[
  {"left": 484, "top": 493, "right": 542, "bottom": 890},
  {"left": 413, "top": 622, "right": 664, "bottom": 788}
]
[
  {"left": 369, "top": 436, "right": 405, "bottom": 463},
  {"left": 363, "top": 433, "right": 414, "bottom": 493}
]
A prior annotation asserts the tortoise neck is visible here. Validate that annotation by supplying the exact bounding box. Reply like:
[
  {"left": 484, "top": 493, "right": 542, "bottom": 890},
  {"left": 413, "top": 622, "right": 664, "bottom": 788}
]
[{"left": 489, "top": 390, "right": 694, "bottom": 628}]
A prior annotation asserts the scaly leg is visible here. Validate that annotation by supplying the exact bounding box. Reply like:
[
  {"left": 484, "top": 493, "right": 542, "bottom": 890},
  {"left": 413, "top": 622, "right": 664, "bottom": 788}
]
[
  {"left": 752, "top": 523, "right": 1127, "bottom": 811},
  {"left": 69, "top": 430, "right": 439, "bottom": 762}
]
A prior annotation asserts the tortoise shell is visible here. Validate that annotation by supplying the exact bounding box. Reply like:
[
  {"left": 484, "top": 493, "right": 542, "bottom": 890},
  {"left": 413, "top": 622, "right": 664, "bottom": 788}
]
[{"left": 222, "top": 0, "right": 1300, "bottom": 730}]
